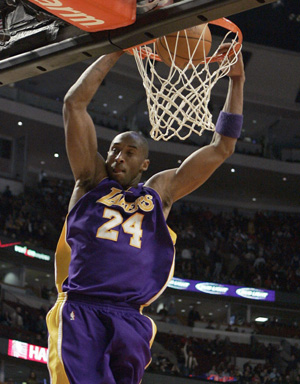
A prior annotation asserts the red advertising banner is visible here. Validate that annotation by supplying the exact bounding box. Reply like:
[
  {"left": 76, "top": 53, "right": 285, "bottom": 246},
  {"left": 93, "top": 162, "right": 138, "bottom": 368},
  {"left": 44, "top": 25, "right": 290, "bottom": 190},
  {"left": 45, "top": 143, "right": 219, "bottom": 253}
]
[
  {"left": 26, "top": 0, "right": 136, "bottom": 32},
  {"left": 8, "top": 339, "right": 48, "bottom": 364}
]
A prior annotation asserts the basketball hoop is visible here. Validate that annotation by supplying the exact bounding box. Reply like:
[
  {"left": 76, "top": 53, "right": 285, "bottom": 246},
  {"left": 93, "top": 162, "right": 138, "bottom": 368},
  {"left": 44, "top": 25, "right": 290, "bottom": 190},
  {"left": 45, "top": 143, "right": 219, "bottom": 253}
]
[{"left": 125, "top": 18, "right": 243, "bottom": 141}]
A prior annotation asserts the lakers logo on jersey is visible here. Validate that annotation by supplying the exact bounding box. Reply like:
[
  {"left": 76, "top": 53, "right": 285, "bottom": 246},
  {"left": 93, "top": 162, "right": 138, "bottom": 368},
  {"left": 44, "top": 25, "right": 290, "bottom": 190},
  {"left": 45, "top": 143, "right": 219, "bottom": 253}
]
[{"left": 97, "top": 187, "right": 154, "bottom": 213}]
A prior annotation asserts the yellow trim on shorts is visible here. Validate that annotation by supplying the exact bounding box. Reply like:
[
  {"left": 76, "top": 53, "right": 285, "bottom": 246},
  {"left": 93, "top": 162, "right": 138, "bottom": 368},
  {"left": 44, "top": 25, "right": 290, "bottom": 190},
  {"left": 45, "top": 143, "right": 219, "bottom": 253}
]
[
  {"left": 140, "top": 312, "right": 157, "bottom": 382},
  {"left": 46, "top": 292, "right": 70, "bottom": 384}
]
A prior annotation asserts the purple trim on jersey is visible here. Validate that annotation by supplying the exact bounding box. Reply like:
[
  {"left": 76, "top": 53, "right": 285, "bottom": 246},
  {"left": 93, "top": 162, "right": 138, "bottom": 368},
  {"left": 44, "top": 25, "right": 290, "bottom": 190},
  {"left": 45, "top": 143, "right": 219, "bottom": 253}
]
[{"left": 62, "top": 178, "right": 175, "bottom": 306}]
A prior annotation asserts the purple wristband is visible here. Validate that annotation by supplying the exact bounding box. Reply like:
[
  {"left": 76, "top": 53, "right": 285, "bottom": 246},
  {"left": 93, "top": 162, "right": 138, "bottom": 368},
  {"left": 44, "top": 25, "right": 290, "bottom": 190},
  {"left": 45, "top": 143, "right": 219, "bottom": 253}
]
[{"left": 215, "top": 111, "right": 243, "bottom": 139}]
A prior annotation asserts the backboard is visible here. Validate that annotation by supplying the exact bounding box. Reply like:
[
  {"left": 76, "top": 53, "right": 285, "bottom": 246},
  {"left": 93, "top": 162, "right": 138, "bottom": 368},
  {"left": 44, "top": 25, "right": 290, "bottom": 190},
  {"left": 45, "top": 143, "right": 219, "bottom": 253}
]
[{"left": 0, "top": 0, "right": 277, "bottom": 86}]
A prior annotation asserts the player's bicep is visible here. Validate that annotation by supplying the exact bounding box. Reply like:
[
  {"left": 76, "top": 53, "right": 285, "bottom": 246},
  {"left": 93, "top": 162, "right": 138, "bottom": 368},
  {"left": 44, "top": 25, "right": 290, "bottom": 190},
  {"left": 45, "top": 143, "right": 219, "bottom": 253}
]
[
  {"left": 170, "top": 138, "right": 235, "bottom": 201},
  {"left": 146, "top": 148, "right": 223, "bottom": 208},
  {"left": 63, "top": 103, "right": 106, "bottom": 183},
  {"left": 146, "top": 136, "right": 234, "bottom": 212}
]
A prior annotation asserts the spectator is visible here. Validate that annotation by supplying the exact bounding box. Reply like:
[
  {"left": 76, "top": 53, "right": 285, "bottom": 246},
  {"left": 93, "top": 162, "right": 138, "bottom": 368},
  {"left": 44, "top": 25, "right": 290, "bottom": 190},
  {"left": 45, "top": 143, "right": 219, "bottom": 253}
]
[
  {"left": 181, "top": 247, "right": 192, "bottom": 260},
  {"left": 167, "top": 302, "right": 179, "bottom": 324},
  {"left": 170, "top": 362, "right": 181, "bottom": 376},
  {"left": 254, "top": 254, "right": 266, "bottom": 271},
  {"left": 269, "top": 367, "right": 281, "bottom": 382},
  {"left": 36, "top": 314, "right": 47, "bottom": 338},
  {"left": 206, "top": 319, "right": 215, "bottom": 329},
  {"left": 11, "top": 307, "right": 24, "bottom": 328},
  {"left": 26, "top": 371, "right": 38, "bottom": 384},
  {"left": 183, "top": 341, "right": 198, "bottom": 376},
  {"left": 38, "top": 169, "right": 48, "bottom": 186},
  {"left": 2, "top": 185, "right": 12, "bottom": 198},
  {"left": 0, "top": 309, "right": 12, "bottom": 326},
  {"left": 187, "top": 306, "right": 200, "bottom": 327}
]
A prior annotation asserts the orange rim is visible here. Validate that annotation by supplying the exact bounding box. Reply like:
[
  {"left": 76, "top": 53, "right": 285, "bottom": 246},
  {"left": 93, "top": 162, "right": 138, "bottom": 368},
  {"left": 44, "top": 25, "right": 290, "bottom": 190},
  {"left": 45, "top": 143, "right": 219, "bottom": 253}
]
[
  {"left": 125, "top": 38, "right": 160, "bottom": 59},
  {"left": 207, "top": 18, "right": 243, "bottom": 63},
  {"left": 124, "top": 17, "right": 243, "bottom": 63}
]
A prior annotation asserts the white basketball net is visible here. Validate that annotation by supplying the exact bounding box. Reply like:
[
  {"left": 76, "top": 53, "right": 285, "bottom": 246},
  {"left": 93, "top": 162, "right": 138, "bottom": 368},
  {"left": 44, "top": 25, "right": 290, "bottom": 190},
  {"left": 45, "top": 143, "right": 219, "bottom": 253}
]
[{"left": 131, "top": 21, "right": 242, "bottom": 141}]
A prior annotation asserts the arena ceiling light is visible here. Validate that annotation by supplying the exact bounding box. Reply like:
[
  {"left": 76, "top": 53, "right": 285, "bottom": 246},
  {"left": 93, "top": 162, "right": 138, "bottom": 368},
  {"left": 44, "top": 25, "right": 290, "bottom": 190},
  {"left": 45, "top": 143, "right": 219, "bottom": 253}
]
[{"left": 255, "top": 317, "right": 268, "bottom": 323}]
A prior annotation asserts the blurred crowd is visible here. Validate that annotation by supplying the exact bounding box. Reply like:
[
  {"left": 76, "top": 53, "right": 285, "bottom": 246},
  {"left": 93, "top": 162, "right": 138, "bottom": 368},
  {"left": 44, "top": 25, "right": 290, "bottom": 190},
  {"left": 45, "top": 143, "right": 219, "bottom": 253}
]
[
  {"left": 2, "top": 371, "right": 39, "bottom": 384},
  {"left": 1, "top": 180, "right": 300, "bottom": 294},
  {"left": 1, "top": 179, "right": 300, "bottom": 383},
  {"left": 0, "top": 301, "right": 49, "bottom": 346},
  {"left": 0, "top": 178, "right": 71, "bottom": 250},
  {"left": 169, "top": 203, "right": 300, "bottom": 293},
  {"left": 148, "top": 333, "right": 300, "bottom": 384}
]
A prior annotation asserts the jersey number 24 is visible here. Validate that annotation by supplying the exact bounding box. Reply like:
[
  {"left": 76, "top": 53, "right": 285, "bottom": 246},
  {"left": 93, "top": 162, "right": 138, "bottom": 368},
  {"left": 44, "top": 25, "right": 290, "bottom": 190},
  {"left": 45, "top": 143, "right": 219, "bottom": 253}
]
[{"left": 96, "top": 207, "right": 144, "bottom": 249}]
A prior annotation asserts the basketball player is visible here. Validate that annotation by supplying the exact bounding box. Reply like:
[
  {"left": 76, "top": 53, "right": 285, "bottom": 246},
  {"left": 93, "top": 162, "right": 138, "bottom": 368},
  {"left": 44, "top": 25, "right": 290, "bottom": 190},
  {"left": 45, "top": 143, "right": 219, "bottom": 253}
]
[{"left": 46, "top": 47, "right": 245, "bottom": 384}]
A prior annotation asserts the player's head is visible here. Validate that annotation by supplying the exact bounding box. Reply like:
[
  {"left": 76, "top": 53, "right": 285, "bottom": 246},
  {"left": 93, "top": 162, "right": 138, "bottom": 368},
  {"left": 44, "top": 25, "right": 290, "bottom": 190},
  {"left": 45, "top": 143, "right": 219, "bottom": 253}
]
[{"left": 106, "top": 131, "right": 150, "bottom": 188}]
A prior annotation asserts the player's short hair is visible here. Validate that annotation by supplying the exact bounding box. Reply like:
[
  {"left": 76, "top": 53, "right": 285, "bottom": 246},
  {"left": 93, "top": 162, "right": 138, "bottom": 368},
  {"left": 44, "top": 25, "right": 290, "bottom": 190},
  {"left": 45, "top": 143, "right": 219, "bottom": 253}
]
[
  {"left": 113, "top": 131, "right": 149, "bottom": 159},
  {"left": 132, "top": 131, "right": 149, "bottom": 159}
]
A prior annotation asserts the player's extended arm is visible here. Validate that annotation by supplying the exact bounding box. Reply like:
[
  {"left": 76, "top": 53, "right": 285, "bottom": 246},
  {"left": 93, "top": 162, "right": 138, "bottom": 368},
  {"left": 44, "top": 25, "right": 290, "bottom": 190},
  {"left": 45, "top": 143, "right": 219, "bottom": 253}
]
[
  {"left": 146, "top": 50, "right": 245, "bottom": 215},
  {"left": 63, "top": 51, "right": 123, "bottom": 188}
]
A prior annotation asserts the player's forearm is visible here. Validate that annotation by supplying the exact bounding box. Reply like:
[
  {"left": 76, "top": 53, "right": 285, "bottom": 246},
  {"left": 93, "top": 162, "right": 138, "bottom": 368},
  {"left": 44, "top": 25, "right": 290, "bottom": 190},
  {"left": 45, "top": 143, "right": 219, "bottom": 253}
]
[
  {"left": 223, "top": 75, "right": 245, "bottom": 114},
  {"left": 214, "top": 75, "right": 244, "bottom": 141},
  {"left": 64, "top": 51, "right": 124, "bottom": 108}
]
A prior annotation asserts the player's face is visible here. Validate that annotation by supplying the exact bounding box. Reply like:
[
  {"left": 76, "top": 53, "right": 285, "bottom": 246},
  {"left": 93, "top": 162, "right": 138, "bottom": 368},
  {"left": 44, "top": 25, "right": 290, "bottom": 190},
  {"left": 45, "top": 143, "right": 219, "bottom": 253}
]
[{"left": 106, "top": 133, "right": 149, "bottom": 188}]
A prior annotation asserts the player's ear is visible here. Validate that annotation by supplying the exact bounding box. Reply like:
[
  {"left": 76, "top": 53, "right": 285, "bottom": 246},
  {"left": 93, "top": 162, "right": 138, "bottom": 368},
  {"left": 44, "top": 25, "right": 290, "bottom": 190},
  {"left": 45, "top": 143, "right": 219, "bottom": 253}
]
[{"left": 141, "top": 159, "right": 150, "bottom": 171}]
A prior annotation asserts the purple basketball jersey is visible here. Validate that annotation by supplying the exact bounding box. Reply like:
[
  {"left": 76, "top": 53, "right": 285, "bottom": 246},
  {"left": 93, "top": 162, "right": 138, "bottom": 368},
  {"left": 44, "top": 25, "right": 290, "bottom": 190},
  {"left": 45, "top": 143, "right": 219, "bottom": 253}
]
[{"left": 62, "top": 178, "right": 176, "bottom": 306}]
